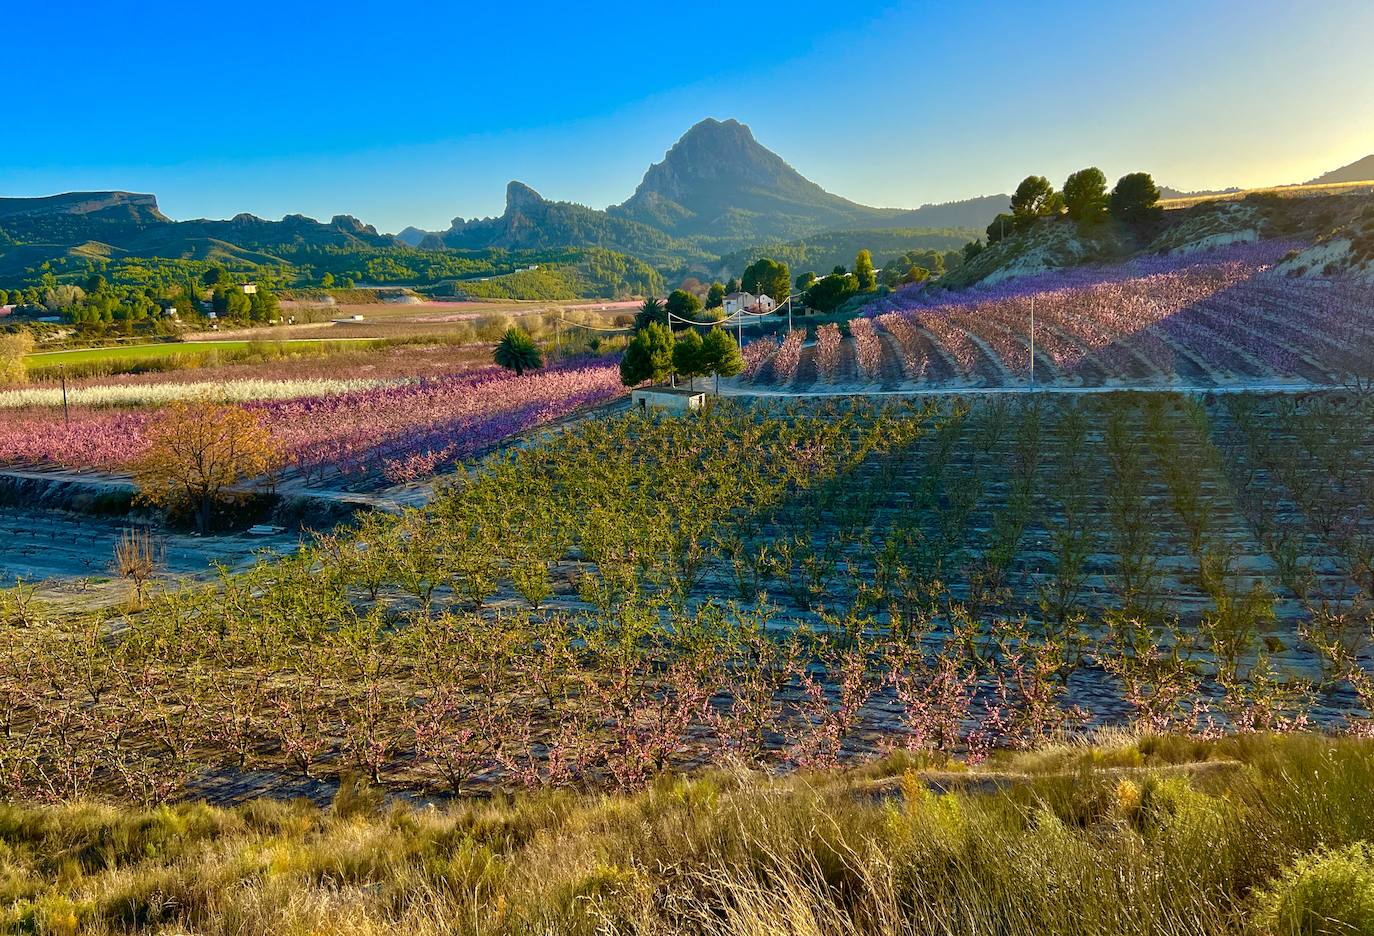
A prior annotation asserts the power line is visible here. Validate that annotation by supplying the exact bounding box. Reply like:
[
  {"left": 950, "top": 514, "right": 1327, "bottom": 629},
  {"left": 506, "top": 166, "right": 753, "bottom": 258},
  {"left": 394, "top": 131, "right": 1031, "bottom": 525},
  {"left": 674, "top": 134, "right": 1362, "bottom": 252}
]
[
  {"left": 554, "top": 316, "right": 633, "bottom": 333},
  {"left": 666, "top": 305, "right": 778, "bottom": 328}
]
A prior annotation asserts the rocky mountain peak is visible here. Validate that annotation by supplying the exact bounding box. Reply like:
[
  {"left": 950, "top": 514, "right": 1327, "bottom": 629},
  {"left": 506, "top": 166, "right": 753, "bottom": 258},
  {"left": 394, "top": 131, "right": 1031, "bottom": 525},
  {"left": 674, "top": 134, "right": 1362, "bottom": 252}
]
[
  {"left": 629, "top": 118, "right": 795, "bottom": 204},
  {"left": 331, "top": 214, "right": 378, "bottom": 236},
  {"left": 505, "top": 181, "right": 546, "bottom": 213}
]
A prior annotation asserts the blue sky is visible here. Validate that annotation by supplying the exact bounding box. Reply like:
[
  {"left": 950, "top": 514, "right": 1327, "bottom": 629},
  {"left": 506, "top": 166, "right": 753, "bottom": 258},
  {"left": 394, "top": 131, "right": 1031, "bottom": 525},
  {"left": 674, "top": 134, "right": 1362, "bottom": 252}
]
[{"left": 5, "top": 0, "right": 1372, "bottom": 232}]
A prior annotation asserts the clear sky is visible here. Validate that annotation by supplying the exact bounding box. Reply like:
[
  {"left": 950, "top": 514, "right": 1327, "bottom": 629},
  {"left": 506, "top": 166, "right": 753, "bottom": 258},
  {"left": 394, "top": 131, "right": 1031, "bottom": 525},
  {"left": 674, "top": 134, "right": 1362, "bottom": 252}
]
[{"left": 5, "top": 0, "right": 1372, "bottom": 232}]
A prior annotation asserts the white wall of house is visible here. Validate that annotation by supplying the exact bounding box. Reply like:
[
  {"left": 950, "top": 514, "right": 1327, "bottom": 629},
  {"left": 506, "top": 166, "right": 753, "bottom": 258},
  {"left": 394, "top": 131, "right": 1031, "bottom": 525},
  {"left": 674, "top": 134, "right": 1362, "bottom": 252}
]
[{"left": 723, "top": 292, "right": 757, "bottom": 315}]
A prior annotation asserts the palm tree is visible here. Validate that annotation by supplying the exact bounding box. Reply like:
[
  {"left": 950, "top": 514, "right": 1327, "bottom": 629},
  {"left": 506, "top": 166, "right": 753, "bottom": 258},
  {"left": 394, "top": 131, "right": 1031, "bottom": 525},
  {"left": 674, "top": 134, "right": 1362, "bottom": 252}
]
[
  {"left": 493, "top": 327, "right": 543, "bottom": 377},
  {"left": 635, "top": 296, "right": 666, "bottom": 330}
]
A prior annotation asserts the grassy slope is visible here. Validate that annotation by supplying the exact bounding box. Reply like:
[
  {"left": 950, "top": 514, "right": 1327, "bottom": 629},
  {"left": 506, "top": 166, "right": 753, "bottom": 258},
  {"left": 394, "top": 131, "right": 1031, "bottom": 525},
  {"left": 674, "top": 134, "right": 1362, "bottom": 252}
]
[{"left": 2, "top": 733, "right": 1372, "bottom": 934}]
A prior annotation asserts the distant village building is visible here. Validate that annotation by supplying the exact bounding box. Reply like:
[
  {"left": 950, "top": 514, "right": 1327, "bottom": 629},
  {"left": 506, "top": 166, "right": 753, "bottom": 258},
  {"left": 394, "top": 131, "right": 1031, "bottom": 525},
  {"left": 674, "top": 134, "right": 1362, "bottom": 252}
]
[{"left": 241, "top": 283, "right": 258, "bottom": 295}]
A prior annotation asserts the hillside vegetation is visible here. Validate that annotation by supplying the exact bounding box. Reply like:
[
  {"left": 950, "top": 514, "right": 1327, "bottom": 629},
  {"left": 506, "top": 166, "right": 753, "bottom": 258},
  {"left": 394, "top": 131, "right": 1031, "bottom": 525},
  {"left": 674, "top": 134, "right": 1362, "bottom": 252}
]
[
  {"left": 1276, "top": 201, "right": 1374, "bottom": 282},
  {"left": 713, "top": 227, "right": 975, "bottom": 281},
  {"left": 437, "top": 246, "right": 664, "bottom": 300},
  {"left": 942, "top": 188, "right": 1374, "bottom": 290}
]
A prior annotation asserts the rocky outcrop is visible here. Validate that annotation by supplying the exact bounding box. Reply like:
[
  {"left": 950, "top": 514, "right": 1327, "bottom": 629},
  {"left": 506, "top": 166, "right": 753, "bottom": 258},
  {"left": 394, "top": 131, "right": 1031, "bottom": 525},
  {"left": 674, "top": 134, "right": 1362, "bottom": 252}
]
[
  {"left": 330, "top": 215, "right": 379, "bottom": 236},
  {"left": 0, "top": 191, "right": 166, "bottom": 221},
  {"left": 504, "top": 181, "right": 545, "bottom": 213}
]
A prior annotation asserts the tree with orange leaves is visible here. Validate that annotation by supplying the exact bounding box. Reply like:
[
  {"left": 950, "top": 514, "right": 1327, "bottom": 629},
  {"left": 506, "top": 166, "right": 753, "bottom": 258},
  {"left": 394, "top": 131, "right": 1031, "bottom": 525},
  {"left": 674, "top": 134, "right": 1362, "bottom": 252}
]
[{"left": 134, "top": 400, "right": 282, "bottom": 533}]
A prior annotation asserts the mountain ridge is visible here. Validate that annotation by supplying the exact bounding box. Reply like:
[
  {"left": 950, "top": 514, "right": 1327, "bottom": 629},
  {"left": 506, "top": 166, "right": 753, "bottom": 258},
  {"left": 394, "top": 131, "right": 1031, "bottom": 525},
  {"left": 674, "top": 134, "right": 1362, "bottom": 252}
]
[
  {"left": 416, "top": 181, "right": 709, "bottom": 269},
  {"left": 0, "top": 192, "right": 407, "bottom": 279},
  {"left": 414, "top": 119, "right": 1005, "bottom": 263}
]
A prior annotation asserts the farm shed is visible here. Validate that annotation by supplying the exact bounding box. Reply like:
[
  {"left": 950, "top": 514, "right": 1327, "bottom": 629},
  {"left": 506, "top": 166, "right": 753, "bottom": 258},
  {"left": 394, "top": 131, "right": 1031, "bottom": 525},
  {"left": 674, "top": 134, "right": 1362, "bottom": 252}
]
[{"left": 631, "top": 386, "right": 708, "bottom": 413}]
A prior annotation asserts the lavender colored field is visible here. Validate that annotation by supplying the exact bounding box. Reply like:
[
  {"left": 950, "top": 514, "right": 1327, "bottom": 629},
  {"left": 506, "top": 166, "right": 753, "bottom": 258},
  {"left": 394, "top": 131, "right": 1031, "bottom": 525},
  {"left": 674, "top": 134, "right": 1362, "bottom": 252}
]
[
  {"left": 740, "top": 244, "right": 1374, "bottom": 390},
  {"left": 0, "top": 361, "right": 626, "bottom": 487},
  {"left": 39, "top": 343, "right": 496, "bottom": 389}
]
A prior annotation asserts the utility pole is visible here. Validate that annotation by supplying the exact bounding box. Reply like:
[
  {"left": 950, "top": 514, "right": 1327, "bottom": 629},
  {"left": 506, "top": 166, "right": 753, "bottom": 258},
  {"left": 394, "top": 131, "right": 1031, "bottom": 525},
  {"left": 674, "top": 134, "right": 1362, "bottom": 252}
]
[
  {"left": 60, "top": 364, "right": 69, "bottom": 428},
  {"left": 786, "top": 294, "right": 793, "bottom": 333},
  {"left": 554, "top": 321, "right": 561, "bottom": 360}
]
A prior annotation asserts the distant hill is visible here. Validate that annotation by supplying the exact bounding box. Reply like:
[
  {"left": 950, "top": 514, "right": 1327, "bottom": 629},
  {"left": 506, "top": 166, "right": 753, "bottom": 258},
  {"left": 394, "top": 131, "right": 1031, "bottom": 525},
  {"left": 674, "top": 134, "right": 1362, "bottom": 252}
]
[
  {"left": 395, "top": 226, "right": 431, "bottom": 247},
  {"left": 884, "top": 195, "right": 1009, "bottom": 232},
  {"left": 1159, "top": 184, "right": 1242, "bottom": 201},
  {"left": 0, "top": 193, "right": 397, "bottom": 268},
  {"left": 420, "top": 181, "right": 710, "bottom": 269},
  {"left": 1307, "top": 154, "right": 1374, "bottom": 185}
]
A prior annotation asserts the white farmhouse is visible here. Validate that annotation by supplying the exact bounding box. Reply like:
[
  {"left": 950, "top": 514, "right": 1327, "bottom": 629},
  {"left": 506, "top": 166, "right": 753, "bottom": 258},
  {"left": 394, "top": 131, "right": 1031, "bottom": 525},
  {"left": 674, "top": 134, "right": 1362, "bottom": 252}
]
[
  {"left": 723, "top": 291, "right": 777, "bottom": 315},
  {"left": 723, "top": 291, "right": 757, "bottom": 316}
]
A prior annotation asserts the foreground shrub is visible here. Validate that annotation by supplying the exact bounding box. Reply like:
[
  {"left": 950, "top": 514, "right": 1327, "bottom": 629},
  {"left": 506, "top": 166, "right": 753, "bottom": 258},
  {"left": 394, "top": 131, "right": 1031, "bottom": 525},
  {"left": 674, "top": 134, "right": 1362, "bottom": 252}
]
[
  {"left": 0, "top": 331, "right": 33, "bottom": 386},
  {"left": 1251, "top": 843, "right": 1374, "bottom": 936}
]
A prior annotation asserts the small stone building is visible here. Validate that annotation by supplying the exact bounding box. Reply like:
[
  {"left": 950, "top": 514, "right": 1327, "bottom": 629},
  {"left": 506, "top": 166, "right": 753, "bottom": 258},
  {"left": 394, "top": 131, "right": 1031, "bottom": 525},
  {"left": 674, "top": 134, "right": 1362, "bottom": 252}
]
[{"left": 631, "top": 386, "right": 709, "bottom": 413}]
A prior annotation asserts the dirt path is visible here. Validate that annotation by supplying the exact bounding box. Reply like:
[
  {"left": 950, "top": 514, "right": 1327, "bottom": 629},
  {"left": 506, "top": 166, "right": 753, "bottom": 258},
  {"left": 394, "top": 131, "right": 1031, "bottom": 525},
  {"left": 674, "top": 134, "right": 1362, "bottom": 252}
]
[{"left": 0, "top": 506, "right": 303, "bottom": 610}]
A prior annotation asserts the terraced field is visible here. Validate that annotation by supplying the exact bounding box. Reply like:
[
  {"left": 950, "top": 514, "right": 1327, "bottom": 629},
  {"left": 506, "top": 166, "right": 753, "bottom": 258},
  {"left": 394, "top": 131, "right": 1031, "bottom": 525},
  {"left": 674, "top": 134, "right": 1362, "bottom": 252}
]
[{"left": 740, "top": 243, "right": 1374, "bottom": 390}]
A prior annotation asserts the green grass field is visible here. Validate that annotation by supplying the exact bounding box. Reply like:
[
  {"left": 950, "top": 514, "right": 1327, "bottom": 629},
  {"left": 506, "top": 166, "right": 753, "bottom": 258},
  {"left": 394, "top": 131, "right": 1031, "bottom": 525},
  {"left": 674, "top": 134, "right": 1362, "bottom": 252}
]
[{"left": 24, "top": 338, "right": 381, "bottom": 367}]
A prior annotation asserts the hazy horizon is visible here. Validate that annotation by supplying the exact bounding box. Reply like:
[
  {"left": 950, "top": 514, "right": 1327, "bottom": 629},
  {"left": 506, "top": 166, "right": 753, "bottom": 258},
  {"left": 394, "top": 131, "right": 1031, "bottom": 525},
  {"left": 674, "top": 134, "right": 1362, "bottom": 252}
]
[{"left": 6, "top": 0, "right": 1372, "bottom": 232}]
